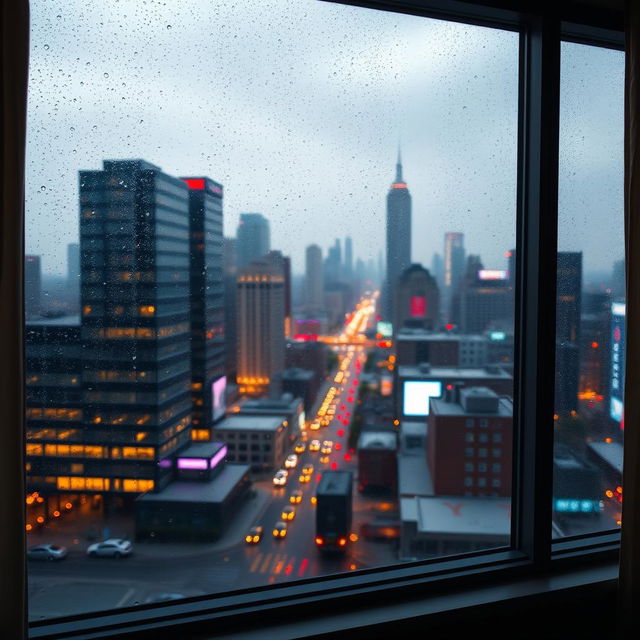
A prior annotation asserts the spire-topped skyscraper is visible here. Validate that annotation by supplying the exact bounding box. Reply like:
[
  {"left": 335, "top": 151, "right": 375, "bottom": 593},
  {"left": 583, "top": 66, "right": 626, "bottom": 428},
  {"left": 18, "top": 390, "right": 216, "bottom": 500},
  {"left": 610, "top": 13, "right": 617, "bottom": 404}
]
[{"left": 385, "top": 147, "right": 412, "bottom": 323}]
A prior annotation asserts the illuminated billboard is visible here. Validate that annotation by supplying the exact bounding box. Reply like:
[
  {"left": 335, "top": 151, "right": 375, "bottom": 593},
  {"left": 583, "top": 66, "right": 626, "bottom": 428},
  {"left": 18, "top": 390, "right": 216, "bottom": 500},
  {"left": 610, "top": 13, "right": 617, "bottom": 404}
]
[
  {"left": 211, "top": 375, "right": 227, "bottom": 423},
  {"left": 610, "top": 303, "right": 625, "bottom": 426},
  {"left": 376, "top": 321, "right": 393, "bottom": 338},
  {"left": 403, "top": 381, "right": 442, "bottom": 416},
  {"left": 477, "top": 269, "right": 507, "bottom": 281},
  {"left": 410, "top": 296, "right": 426, "bottom": 317}
]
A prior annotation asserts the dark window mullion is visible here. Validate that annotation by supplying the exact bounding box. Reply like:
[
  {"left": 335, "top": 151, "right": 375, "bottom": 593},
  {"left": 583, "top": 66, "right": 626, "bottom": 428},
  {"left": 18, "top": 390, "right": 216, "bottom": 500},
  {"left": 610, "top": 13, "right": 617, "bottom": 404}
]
[{"left": 513, "top": 11, "right": 561, "bottom": 568}]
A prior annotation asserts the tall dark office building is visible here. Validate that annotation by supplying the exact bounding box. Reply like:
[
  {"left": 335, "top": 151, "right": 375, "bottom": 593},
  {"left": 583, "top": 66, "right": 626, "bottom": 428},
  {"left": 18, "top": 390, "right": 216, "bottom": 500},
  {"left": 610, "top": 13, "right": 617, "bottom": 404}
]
[
  {"left": 385, "top": 150, "right": 412, "bottom": 321},
  {"left": 236, "top": 258, "right": 285, "bottom": 397},
  {"left": 444, "top": 232, "right": 465, "bottom": 323},
  {"left": 79, "top": 159, "right": 193, "bottom": 497},
  {"left": 236, "top": 213, "right": 270, "bottom": 268},
  {"left": 555, "top": 252, "right": 583, "bottom": 414},
  {"left": 264, "top": 250, "right": 292, "bottom": 338},
  {"left": 459, "top": 263, "right": 513, "bottom": 334},
  {"left": 224, "top": 237, "right": 238, "bottom": 380},
  {"left": 25, "top": 255, "right": 42, "bottom": 319},
  {"left": 67, "top": 243, "right": 80, "bottom": 288},
  {"left": 181, "top": 177, "right": 225, "bottom": 441}
]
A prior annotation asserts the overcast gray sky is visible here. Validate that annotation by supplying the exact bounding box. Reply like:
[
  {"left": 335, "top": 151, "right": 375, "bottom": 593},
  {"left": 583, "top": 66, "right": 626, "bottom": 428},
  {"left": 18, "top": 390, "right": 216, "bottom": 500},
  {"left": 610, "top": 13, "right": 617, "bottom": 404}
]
[{"left": 25, "top": 0, "right": 623, "bottom": 279}]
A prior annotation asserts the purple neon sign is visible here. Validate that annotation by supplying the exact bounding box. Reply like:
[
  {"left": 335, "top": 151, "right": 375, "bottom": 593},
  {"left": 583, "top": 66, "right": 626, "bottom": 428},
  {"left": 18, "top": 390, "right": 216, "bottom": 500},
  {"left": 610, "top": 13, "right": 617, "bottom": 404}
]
[
  {"left": 177, "top": 458, "right": 208, "bottom": 470},
  {"left": 209, "top": 444, "right": 227, "bottom": 471},
  {"left": 177, "top": 445, "right": 227, "bottom": 471}
]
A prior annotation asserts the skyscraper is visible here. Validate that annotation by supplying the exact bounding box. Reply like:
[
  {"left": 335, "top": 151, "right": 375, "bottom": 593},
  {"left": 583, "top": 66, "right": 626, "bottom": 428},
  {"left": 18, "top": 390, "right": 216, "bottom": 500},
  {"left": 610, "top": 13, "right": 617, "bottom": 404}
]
[
  {"left": 344, "top": 236, "right": 353, "bottom": 279},
  {"left": 181, "top": 177, "right": 225, "bottom": 440},
  {"left": 79, "top": 159, "right": 192, "bottom": 496},
  {"left": 24, "top": 255, "right": 41, "bottom": 319},
  {"left": 431, "top": 252, "right": 444, "bottom": 290},
  {"left": 67, "top": 243, "right": 80, "bottom": 289},
  {"left": 385, "top": 149, "right": 412, "bottom": 321},
  {"left": 555, "top": 252, "right": 582, "bottom": 414},
  {"left": 443, "top": 232, "right": 465, "bottom": 323},
  {"left": 264, "top": 250, "right": 292, "bottom": 338},
  {"left": 224, "top": 237, "right": 238, "bottom": 379},
  {"left": 236, "top": 213, "right": 270, "bottom": 268},
  {"left": 236, "top": 258, "right": 285, "bottom": 396},
  {"left": 305, "top": 244, "right": 324, "bottom": 313}
]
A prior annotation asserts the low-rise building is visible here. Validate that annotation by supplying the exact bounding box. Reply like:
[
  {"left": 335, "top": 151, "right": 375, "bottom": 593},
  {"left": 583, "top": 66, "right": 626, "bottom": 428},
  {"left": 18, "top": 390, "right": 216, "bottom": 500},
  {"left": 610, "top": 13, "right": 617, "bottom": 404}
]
[{"left": 212, "top": 415, "right": 289, "bottom": 470}]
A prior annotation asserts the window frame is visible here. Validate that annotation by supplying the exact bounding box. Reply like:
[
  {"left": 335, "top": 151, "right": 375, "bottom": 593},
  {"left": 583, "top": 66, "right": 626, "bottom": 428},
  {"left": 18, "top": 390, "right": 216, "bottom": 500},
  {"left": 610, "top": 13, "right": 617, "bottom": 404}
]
[{"left": 14, "top": 1, "right": 624, "bottom": 639}]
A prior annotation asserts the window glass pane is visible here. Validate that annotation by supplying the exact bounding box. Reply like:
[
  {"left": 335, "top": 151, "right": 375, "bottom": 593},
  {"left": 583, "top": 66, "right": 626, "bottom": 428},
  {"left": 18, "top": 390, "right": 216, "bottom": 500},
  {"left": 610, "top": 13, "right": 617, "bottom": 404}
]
[
  {"left": 553, "top": 42, "right": 624, "bottom": 537},
  {"left": 25, "top": 0, "right": 517, "bottom": 621}
]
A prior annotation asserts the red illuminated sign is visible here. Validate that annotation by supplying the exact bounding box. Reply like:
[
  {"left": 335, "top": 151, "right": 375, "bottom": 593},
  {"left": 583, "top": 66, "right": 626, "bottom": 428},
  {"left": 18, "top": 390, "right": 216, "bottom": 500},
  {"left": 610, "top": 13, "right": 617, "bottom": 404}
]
[
  {"left": 410, "top": 296, "right": 426, "bottom": 317},
  {"left": 182, "top": 178, "right": 205, "bottom": 190}
]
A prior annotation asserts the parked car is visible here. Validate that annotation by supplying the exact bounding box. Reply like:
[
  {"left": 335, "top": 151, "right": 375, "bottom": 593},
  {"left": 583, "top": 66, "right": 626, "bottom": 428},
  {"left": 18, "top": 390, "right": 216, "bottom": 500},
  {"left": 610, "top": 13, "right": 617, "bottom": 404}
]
[
  {"left": 87, "top": 538, "right": 132, "bottom": 558},
  {"left": 26, "top": 544, "right": 67, "bottom": 561}
]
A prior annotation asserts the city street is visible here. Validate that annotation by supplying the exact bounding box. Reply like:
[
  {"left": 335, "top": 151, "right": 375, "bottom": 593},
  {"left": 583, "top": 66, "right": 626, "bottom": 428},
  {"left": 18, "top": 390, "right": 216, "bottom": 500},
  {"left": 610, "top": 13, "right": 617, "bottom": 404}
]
[{"left": 28, "top": 295, "right": 402, "bottom": 620}]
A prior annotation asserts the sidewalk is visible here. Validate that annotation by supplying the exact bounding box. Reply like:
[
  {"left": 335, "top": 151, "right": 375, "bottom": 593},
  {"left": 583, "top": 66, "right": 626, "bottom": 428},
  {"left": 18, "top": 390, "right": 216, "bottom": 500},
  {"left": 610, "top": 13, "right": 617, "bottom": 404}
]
[{"left": 28, "top": 487, "right": 272, "bottom": 559}]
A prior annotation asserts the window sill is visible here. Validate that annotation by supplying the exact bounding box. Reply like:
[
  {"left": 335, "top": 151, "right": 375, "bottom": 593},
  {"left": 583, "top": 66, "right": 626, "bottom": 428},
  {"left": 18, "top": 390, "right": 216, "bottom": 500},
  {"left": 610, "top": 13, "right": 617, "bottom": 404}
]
[{"left": 30, "top": 550, "right": 617, "bottom": 640}]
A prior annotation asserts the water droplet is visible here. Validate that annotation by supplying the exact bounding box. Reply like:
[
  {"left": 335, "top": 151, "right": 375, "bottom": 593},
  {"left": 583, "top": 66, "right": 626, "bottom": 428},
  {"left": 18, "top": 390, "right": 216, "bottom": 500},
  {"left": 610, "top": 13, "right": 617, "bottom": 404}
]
[
  {"left": 43, "top": 44, "right": 49, "bottom": 50},
  {"left": 104, "top": 72, "right": 109, "bottom": 78},
  {"left": 166, "top": 24, "right": 172, "bottom": 29},
  {"left": 40, "top": 185, "right": 46, "bottom": 192}
]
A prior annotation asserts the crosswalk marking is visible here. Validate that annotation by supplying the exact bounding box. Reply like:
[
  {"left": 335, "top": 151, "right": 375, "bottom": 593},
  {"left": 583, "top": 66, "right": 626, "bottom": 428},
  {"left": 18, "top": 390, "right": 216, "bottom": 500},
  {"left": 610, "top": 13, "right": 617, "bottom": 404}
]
[
  {"left": 259, "top": 552, "right": 273, "bottom": 574},
  {"left": 249, "top": 553, "right": 263, "bottom": 573}
]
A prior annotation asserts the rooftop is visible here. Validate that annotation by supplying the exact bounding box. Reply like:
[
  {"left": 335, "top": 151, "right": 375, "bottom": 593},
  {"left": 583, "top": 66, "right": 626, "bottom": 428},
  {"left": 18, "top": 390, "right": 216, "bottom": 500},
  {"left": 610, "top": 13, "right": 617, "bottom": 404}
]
[
  {"left": 135, "top": 463, "right": 250, "bottom": 504},
  {"left": 398, "top": 364, "right": 512, "bottom": 380},
  {"left": 26, "top": 314, "right": 80, "bottom": 327},
  {"left": 588, "top": 441, "right": 623, "bottom": 474},
  {"left": 357, "top": 431, "right": 397, "bottom": 450},
  {"left": 177, "top": 442, "right": 225, "bottom": 459},
  {"left": 215, "top": 415, "right": 287, "bottom": 432},
  {"left": 401, "top": 495, "right": 511, "bottom": 537},
  {"left": 398, "top": 453, "right": 434, "bottom": 497}
]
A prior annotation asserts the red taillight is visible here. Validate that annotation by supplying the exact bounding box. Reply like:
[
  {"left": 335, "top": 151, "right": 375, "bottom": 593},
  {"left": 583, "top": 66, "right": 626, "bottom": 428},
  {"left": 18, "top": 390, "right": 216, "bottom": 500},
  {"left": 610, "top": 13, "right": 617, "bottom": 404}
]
[
  {"left": 338, "top": 538, "right": 347, "bottom": 546},
  {"left": 315, "top": 537, "right": 324, "bottom": 545}
]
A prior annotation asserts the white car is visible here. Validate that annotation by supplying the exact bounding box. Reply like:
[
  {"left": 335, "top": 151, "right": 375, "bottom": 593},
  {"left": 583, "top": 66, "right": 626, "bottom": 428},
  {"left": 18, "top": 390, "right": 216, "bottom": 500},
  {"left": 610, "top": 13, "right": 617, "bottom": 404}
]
[
  {"left": 27, "top": 544, "right": 67, "bottom": 561},
  {"left": 273, "top": 469, "right": 289, "bottom": 486},
  {"left": 87, "top": 538, "right": 132, "bottom": 558},
  {"left": 285, "top": 454, "right": 298, "bottom": 469}
]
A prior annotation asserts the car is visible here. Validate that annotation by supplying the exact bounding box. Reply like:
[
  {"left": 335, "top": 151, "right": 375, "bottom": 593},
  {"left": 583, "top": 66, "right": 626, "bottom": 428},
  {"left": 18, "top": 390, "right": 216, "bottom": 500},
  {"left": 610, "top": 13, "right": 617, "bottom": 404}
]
[
  {"left": 26, "top": 544, "right": 67, "bottom": 561},
  {"left": 245, "top": 525, "right": 264, "bottom": 544},
  {"left": 289, "top": 489, "right": 303, "bottom": 504},
  {"left": 321, "top": 440, "right": 334, "bottom": 454},
  {"left": 285, "top": 453, "right": 298, "bottom": 469},
  {"left": 310, "top": 421, "right": 320, "bottom": 431},
  {"left": 294, "top": 441, "right": 306, "bottom": 454},
  {"left": 302, "top": 463, "right": 314, "bottom": 475},
  {"left": 273, "top": 469, "right": 289, "bottom": 486},
  {"left": 320, "top": 455, "right": 330, "bottom": 464},
  {"left": 272, "top": 521, "right": 288, "bottom": 539},
  {"left": 281, "top": 506, "right": 296, "bottom": 521},
  {"left": 299, "top": 471, "right": 312, "bottom": 483},
  {"left": 309, "top": 439, "right": 321, "bottom": 452},
  {"left": 87, "top": 538, "right": 132, "bottom": 558}
]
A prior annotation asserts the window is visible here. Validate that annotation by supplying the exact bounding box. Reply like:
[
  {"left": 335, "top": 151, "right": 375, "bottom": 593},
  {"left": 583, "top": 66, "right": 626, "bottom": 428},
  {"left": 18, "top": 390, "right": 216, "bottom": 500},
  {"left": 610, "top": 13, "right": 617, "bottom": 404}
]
[
  {"left": 13, "top": 0, "right": 625, "bottom": 638},
  {"left": 553, "top": 40, "right": 624, "bottom": 537}
]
